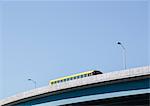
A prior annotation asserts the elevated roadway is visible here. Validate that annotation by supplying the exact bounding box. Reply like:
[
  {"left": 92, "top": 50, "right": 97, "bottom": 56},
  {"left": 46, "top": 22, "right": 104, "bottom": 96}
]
[{"left": 0, "top": 66, "right": 150, "bottom": 106}]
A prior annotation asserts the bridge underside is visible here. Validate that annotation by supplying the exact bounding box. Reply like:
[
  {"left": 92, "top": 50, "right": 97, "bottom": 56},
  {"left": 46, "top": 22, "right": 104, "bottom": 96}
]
[{"left": 63, "top": 93, "right": 150, "bottom": 106}]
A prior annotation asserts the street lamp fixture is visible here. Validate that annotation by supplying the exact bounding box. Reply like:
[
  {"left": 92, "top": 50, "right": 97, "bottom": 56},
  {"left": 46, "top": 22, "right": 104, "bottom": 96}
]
[
  {"left": 28, "top": 78, "right": 37, "bottom": 89},
  {"left": 117, "top": 41, "right": 127, "bottom": 69}
]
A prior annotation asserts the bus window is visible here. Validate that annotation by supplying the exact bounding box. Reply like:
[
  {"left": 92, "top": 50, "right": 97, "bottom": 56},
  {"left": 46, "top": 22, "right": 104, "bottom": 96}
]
[
  {"left": 84, "top": 74, "right": 87, "bottom": 77},
  {"left": 81, "top": 75, "right": 83, "bottom": 78},
  {"left": 88, "top": 73, "right": 91, "bottom": 76}
]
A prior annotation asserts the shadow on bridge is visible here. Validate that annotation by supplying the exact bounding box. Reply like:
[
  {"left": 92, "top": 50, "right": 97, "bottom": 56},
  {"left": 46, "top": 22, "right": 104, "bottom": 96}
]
[{"left": 63, "top": 94, "right": 150, "bottom": 106}]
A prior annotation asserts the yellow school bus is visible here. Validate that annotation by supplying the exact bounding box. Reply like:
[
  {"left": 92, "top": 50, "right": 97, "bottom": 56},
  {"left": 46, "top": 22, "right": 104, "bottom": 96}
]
[{"left": 49, "top": 70, "right": 102, "bottom": 85}]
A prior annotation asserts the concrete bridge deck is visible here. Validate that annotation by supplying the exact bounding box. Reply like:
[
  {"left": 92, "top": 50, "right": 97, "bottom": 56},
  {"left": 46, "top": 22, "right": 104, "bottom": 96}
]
[{"left": 0, "top": 66, "right": 150, "bottom": 106}]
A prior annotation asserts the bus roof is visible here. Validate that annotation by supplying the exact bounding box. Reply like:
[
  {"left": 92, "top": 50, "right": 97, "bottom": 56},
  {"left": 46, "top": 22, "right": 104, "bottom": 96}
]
[{"left": 50, "top": 70, "right": 96, "bottom": 83}]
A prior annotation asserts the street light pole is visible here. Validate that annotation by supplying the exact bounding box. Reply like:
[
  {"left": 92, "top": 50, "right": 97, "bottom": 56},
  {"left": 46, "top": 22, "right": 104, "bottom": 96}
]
[
  {"left": 117, "top": 42, "right": 127, "bottom": 69},
  {"left": 28, "top": 78, "right": 37, "bottom": 89}
]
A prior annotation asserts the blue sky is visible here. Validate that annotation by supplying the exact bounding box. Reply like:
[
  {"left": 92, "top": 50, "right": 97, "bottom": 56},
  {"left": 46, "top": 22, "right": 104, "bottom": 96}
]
[{"left": 0, "top": 1, "right": 149, "bottom": 99}]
